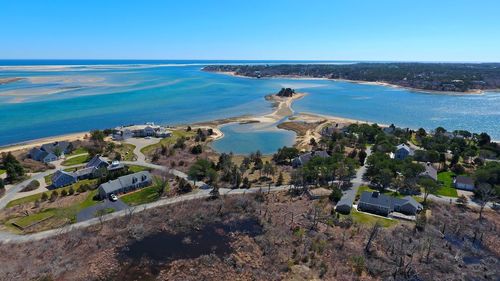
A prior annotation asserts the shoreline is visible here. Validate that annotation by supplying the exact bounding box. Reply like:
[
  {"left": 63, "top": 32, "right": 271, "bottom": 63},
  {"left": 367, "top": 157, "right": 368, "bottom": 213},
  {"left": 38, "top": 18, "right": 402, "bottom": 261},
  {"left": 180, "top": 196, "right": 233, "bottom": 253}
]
[
  {"left": 207, "top": 71, "right": 491, "bottom": 95},
  {"left": 0, "top": 132, "right": 89, "bottom": 154}
]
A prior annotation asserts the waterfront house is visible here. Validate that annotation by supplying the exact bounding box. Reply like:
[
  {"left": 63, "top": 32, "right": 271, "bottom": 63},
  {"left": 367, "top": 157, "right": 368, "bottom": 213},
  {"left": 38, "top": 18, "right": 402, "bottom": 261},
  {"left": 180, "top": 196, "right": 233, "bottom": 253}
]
[
  {"left": 320, "top": 123, "right": 348, "bottom": 137},
  {"left": 454, "top": 175, "right": 475, "bottom": 191},
  {"left": 29, "top": 148, "right": 58, "bottom": 163},
  {"left": 292, "top": 150, "right": 330, "bottom": 168},
  {"left": 29, "top": 141, "right": 71, "bottom": 163},
  {"left": 357, "top": 191, "right": 423, "bottom": 216},
  {"left": 86, "top": 155, "right": 109, "bottom": 169},
  {"left": 113, "top": 122, "right": 172, "bottom": 140},
  {"left": 394, "top": 144, "right": 414, "bottom": 160},
  {"left": 98, "top": 171, "right": 152, "bottom": 199},
  {"left": 52, "top": 170, "right": 77, "bottom": 188},
  {"left": 419, "top": 162, "right": 438, "bottom": 181}
]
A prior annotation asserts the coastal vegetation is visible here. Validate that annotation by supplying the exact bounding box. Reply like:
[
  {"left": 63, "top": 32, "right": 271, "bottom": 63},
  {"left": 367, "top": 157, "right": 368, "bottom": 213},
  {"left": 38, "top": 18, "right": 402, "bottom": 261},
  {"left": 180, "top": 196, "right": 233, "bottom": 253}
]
[{"left": 203, "top": 63, "right": 500, "bottom": 92}]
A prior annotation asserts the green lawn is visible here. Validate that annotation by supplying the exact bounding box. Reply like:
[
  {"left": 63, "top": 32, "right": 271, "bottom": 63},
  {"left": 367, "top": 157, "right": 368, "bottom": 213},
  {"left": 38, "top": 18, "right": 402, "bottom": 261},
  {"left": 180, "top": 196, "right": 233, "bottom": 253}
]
[
  {"left": 6, "top": 179, "right": 98, "bottom": 208},
  {"left": 436, "top": 172, "right": 459, "bottom": 198},
  {"left": 61, "top": 154, "right": 89, "bottom": 166},
  {"left": 120, "top": 185, "right": 158, "bottom": 206},
  {"left": 140, "top": 129, "right": 196, "bottom": 155},
  {"left": 115, "top": 143, "right": 136, "bottom": 161},
  {"left": 127, "top": 165, "right": 152, "bottom": 173},
  {"left": 67, "top": 147, "right": 88, "bottom": 156},
  {"left": 10, "top": 209, "right": 56, "bottom": 229},
  {"left": 6, "top": 189, "right": 100, "bottom": 230},
  {"left": 0, "top": 169, "right": 6, "bottom": 175},
  {"left": 341, "top": 208, "right": 397, "bottom": 228}
]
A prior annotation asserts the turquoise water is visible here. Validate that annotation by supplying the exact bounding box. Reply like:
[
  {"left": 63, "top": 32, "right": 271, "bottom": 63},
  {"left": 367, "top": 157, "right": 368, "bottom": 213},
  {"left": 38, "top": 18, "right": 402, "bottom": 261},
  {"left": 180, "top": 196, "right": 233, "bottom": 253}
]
[
  {"left": 1, "top": 60, "right": 499, "bottom": 151},
  {"left": 212, "top": 122, "right": 296, "bottom": 155}
]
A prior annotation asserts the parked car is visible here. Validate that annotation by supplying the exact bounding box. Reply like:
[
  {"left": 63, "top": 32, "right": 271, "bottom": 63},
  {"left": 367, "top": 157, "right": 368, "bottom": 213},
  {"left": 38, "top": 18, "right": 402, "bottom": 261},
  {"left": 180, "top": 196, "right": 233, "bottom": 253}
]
[{"left": 109, "top": 193, "right": 118, "bottom": 201}]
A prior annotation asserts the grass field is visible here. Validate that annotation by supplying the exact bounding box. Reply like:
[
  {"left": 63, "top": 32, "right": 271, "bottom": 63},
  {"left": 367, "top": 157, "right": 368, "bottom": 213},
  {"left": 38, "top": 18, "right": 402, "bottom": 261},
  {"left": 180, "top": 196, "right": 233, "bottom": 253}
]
[
  {"left": 67, "top": 147, "right": 88, "bottom": 156},
  {"left": 436, "top": 172, "right": 459, "bottom": 197},
  {"left": 6, "top": 179, "right": 98, "bottom": 208},
  {"left": 6, "top": 189, "right": 100, "bottom": 231},
  {"left": 120, "top": 185, "right": 158, "bottom": 206},
  {"left": 140, "top": 130, "right": 196, "bottom": 156},
  {"left": 341, "top": 208, "right": 397, "bottom": 228},
  {"left": 0, "top": 169, "right": 5, "bottom": 175},
  {"left": 114, "top": 143, "right": 136, "bottom": 161},
  {"left": 61, "top": 154, "right": 89, "bottom": 166},
  {"left": 127, "top": 165, "right": 152, "bottom": 173}
]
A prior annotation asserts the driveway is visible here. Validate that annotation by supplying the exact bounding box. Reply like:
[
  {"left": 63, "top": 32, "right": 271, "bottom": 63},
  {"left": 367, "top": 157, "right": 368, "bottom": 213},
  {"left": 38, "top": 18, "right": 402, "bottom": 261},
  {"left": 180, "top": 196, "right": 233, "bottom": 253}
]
[
  {"left": 76, "top": 199, "right": 129, "bottom": 222},
  {"left": 124, "top": 137, "right": 161, "bottom": 162}
]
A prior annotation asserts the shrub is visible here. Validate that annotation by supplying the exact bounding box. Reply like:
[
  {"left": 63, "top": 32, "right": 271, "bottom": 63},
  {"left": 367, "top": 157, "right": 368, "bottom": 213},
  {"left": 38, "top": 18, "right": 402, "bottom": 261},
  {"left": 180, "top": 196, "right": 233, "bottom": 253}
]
[
  {"left": 329, "top": 187, "right": 343, "bottom": 203},
  {"left": 68, "top": 187, "right": 75, "bottom": 195},
  {"left": 41, "top": 192, "right": 49, "bottom": 201},
  {"left": 21, "top": 180, "right": 40, "bottom": 192},
  {"left": 49, "top": 191, "right": 58, "bottom": 202},
  {"left": 61, "top": 189, "right": 68, "bottom": 196}
]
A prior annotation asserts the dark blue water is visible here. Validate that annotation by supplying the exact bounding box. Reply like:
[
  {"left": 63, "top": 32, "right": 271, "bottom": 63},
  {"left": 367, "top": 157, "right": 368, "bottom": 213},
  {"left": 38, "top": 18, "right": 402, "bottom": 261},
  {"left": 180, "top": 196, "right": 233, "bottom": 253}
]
[{"left": 1, "top": 60, "right": 499, "bottom": 148}]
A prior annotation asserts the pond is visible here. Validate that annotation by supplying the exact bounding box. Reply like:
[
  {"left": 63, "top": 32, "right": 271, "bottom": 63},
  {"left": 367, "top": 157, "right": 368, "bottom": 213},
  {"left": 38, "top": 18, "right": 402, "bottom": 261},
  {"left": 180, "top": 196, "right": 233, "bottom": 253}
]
[{"left": 211, "top": 122, "right": 296, "bottom": 155}]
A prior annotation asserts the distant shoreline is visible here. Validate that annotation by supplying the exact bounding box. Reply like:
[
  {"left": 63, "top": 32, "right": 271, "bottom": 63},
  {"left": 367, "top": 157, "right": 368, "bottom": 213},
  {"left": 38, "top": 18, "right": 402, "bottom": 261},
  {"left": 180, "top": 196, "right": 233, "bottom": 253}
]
[{"left": 208, "top": 71, "right": 490, "bottom": 95}]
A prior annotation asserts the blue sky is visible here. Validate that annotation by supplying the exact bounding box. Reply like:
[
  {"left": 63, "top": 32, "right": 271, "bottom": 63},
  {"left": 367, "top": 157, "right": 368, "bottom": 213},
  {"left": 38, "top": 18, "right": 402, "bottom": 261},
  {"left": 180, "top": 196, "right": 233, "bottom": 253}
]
[{"left": 1, "top": 0, "right": 499, "bottom": 61}]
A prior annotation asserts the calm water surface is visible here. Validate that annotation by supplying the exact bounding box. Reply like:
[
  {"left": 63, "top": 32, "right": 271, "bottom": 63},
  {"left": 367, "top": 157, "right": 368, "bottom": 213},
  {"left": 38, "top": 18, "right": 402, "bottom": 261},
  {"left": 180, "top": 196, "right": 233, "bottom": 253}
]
[{"left": 1, "top": 60, "right": 499, "bottom": 151}]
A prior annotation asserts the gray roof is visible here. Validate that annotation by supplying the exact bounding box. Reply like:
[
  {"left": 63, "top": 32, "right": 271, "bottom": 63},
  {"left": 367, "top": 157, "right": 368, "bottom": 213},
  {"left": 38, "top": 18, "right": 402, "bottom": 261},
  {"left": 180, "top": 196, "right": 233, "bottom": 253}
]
[
  {"left": 420, "top": 162, "right": 438, "bottom": 181},
  {"left": 359, "top": 191, "right": 422, "bottom": 211},
  {"left": 455, "top": 175, "right": 474, "bottom": 185},
  {"left": 396, "top": 144, "right": 414, "bottom": 155},
  {"left": 295, "top": 150, "right": 330, "bottom": 165},
  {"left": 86, "top": 155, "right": 109, "bottom": 169},
  {"left": 41, "top": 141, "right": 70, "bottom": 154},
  {"left": 73, "top": 167, "right": 96, "bottom": 177},
  {"left": 99, "top": 171, "right": 152, "bottom": 194},
  {"left": 52, "top": 170, "right": 77, "bottom": 183},
  {"left": 30, "top": 148, "right": 53, "bottom": 161}
]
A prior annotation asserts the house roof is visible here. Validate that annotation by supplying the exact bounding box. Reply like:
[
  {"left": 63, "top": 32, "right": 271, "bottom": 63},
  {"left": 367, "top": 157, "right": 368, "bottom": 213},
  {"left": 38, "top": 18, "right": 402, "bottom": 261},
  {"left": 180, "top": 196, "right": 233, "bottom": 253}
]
[
  {"left": 420, "top": 162, "right": 438, "bottom": 181},
  {"left": 396, "top": 144, "right": 414, "bottom": 155},
  {"left": 455, "top": 175, "right": 474, "bottom": 186},
  {"left": 52, "top": 170, "right": 76, "bottom": 182},
  {"left": 99, "top": 171, "right": 151, "bottom": 194},
  {"left": 359, "top": 191, "right": 422, "bottom": 211},
  {"left": 359, "top": 191, "right": 394, "bottom": 209},
  {"left": 86, "top": 155, "right": 109, "bottom": 169},
  {"left": 296, "top": 150, "right": 330, "bottom": 165},
  {"left": 73, "top": 167, "right": 96, "bottom": 177},
  {"left": 41, "top": 141, "right": 70, "bottom": 154}
]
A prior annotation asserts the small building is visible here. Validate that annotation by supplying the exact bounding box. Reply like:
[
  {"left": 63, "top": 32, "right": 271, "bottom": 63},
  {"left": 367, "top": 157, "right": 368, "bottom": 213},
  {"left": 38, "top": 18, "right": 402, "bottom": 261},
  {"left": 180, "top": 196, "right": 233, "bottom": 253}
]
[
  {"left": 307, "top": 188, "right": 331, "bottom": 200},
  {"left": 358, "top": 191, "right": 423, "bottom": 216},
  {"left": 98, "top": 171, "right": 152, "bottom": 199},
  {"left": 454, "top": 175, "right": 475, "bottom": 191},
  {"left": 292, "top": 150, "right": 330, "bottom": 168},
  {"left": 107, "top": 160, "right": 125, "bottom": 172},
  {"left": 419, "top": 162, "right": 438, "bottom": 181},
  {"left": 29, "top": 141, "right": 71, "bottom": 163},
  {"left": 52, "top": 170, "right": 77, "bottom": 188},
  {"left": 320, "top": 123, "right": 348, "bottom": 137},
  {"left": 394, "top": 144, "right": 414, "bottom": 160},
  {"left": 73, "top": 167, "right": 97, "bottom": 180},
  {"left": 335, "top": 195, "right": 354, "bottom": 214}
]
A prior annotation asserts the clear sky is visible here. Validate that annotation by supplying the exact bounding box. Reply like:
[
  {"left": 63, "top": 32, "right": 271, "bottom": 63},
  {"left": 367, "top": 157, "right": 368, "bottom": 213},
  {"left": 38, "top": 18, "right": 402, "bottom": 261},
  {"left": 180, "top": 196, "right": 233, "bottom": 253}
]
[{"left": 1, "top": 0, "right": 499, "bottom": 62}]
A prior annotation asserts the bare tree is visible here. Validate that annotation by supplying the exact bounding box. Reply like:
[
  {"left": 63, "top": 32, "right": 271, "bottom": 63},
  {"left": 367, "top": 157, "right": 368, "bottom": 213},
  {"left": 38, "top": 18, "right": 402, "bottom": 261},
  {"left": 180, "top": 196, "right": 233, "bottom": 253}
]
[
  {"left": 364, "top": 222, "right": 381, "bottom": 254},
  {"left": 475, "top": 183, "right": 495, "bottom": 220}
]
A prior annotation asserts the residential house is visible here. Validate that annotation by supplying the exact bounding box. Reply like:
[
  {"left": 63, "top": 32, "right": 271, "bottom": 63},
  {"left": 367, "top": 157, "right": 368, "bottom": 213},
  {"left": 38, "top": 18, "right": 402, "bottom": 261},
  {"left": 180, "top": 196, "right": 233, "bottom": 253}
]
[
  {"left": 29, "top": 141, "right": 71, "bottom": 163},
  {"left": 335, "top": 195, "right": 355, "bottom": 214},
  {"left": 292, "top": 150, "right": 330, "bottom": 168},
  {"left": 52, "top": 170, "right": 77, "bottom": 188},
  {"left": 98, "top": 171, "right": 152, "bottom": 199},
  {"left": 113, "top": 122, "right": 172, "bottom": 140},
  {"left": 357, "top": 191, "right": 423, "bottom": 216},
  {"left": 29, "top": 148, "right": 58, "bottom": 163},
  {"left": 394, "top": 144, "right": 414, "bottom": 160},
  {"left": 454, "top": 175, "right": 475, "bottom": 191},
  {"left": 320, "top": 123, "right": 348, "bottom": 137},
  {"left": 419, "top": 162, "right": 438, "bottom": 181},
  {"left": 86, "top": 155, "right": 109, "bottom": 169}
]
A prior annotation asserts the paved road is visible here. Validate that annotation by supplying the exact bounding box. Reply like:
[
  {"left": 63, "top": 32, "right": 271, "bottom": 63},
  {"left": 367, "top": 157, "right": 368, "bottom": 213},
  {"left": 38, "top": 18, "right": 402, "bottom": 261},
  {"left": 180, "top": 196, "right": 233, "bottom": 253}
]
[
  {"left": 336, "top": 146, "right": 372, "bottom": 211},
  {"left": 76, "top": 199, "right": 128, "bottom": 222}
]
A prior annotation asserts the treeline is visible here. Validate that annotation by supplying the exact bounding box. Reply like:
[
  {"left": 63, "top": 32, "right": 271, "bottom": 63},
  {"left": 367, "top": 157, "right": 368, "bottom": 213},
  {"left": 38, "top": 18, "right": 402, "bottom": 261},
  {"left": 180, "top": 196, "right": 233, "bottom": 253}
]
[{"left": 203, "top": 63, "right": 500, "bottom": 92}]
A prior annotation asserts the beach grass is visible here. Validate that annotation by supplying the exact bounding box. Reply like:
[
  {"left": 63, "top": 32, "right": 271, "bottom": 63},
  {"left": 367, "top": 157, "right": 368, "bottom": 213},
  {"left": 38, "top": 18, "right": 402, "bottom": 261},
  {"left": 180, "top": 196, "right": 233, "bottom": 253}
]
[
  {"left": 61, "top": 154, "right": 89, "bottom": 166},
  {"left": 120, "top": 185, "right": 158, "bottom": 206}
]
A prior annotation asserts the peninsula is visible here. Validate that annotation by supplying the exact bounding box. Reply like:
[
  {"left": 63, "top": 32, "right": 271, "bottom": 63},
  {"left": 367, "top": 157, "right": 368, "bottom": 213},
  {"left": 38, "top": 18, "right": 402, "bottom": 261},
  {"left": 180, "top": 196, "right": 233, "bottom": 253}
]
[{"left": 203, "top": 63, "right": 500, "bottom": 93}]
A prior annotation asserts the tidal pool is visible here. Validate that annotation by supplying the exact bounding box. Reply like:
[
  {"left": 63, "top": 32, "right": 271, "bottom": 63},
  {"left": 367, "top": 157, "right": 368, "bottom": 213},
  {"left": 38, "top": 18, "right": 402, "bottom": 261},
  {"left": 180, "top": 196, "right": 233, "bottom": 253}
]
[{"left": 211, "top": 122, "right": 296, "bottom": 155}]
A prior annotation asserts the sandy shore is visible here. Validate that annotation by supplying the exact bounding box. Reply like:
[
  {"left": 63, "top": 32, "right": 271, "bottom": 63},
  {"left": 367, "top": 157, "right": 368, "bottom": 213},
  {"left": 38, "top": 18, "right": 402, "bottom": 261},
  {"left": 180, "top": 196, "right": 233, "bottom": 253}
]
[{"left": 0, "top": 132, "right": 89, "bottom": 154}]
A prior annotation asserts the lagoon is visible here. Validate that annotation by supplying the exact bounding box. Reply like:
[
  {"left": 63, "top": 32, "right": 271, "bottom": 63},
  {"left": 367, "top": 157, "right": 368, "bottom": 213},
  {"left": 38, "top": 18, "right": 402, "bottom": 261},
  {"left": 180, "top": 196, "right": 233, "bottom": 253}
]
[{"left": 1, "top": 60, "right": 499, "bottom": 149}]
